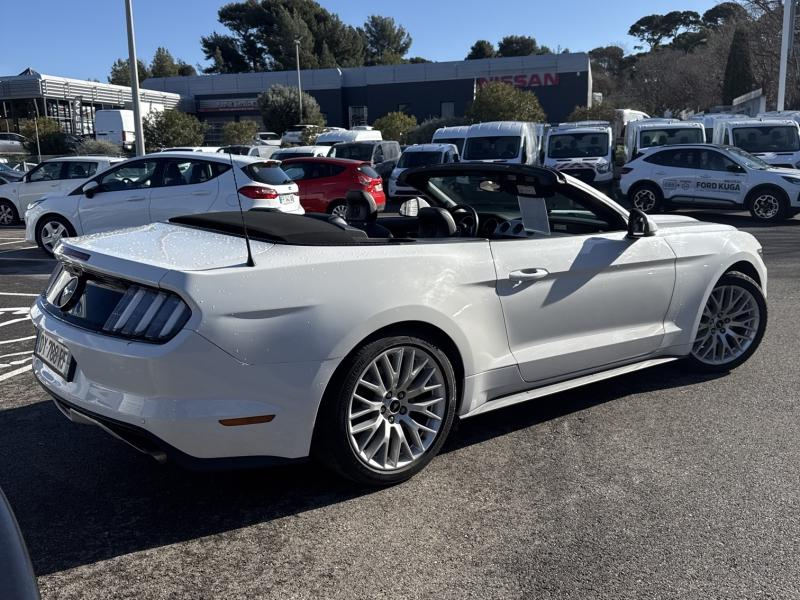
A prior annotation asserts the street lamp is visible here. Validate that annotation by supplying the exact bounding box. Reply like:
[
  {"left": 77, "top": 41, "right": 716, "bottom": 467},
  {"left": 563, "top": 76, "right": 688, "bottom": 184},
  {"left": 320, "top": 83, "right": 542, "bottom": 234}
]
[
  {"left": 125, "top": 0, "right": 145, "bottom": 156},
  {"left": 295, "top": 38, "right": 303, "bottom": 123}
]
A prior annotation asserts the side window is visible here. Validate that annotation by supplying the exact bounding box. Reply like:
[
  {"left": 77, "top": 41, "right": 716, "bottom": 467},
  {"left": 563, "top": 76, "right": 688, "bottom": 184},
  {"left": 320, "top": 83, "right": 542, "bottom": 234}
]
[
  {"left": 28, "top": 162, "right": 63, "bottom": 182},
  {"left": 160, "top": 159, "right": 224, "bottom": 186},
  {"left": 98, "top": 160, "right": 158, "bottom": 192},
  {"left": 723, "top": 130, "right": 730, "bottom": 145},
  {"left": 699, "top": 150, "right": 737, "bottom": 172},
  {"left": 327, "top": 164, "right": 346, "bottom": 177},
  {"left": 373, "top": 145, "right": 385, "bottom": 163},
  {"left": 282, "top": 164, "right": 307, "bottom": 181},
  {"left": 64, "top": 161, "right": 98, "bottom": 179},
  {"left": 644, "top": 150, "right": 675, "bottom": 166}
]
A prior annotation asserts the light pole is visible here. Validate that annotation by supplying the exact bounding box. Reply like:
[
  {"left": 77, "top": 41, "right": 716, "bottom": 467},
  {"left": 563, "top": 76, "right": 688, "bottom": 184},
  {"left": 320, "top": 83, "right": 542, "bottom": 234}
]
[
  {"left": 125, "top": 0, "right": 145, "bottom": 155},
  {"left": 295, "top": 38, "right": 303, "bottom": 123}
]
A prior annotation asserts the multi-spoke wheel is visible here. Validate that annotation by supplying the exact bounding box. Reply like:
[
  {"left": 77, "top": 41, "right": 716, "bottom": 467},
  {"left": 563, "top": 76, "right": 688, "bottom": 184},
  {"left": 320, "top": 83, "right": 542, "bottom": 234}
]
[
  {"left": 315, "top": 335, "right": 456, "bottom": 485},
  {"left": 628, "top": 183, "right": 662, "bottom": 214},
  {"left": 747, "top": 188, "right": 789, "bottom": 222},
  {"left": 35, "top": 215, "right": 74, "bottom": 255},
  {"left": 328, "top": 201, "right": 348, "bottom": 219},
  {"left": 0, "top": 200, "right": 18, "bottom": 226},
  {"left": 686, "top": 272, "right": 767, "bottom": 372}
]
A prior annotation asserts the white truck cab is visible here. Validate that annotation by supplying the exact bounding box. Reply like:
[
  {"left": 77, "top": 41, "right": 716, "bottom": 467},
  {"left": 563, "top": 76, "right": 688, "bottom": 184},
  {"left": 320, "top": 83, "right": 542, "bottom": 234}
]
[
  {"left": 688, "top": 113, "right": 748, "bottom": 142},
  {"left": 315, "top": 129, "right": 383, "bottom": 147},
  {"left": 713, "top": 118, "right": 800, "bottom": 169},
  {"left": 461, "top": 121, "right": 539, "bottom": 165},
  {"left": 624, "top": 119, "right": 705, "bottom": 163},
  {"left": 543, "top": 122, "right": 614, "bottom": 187}
]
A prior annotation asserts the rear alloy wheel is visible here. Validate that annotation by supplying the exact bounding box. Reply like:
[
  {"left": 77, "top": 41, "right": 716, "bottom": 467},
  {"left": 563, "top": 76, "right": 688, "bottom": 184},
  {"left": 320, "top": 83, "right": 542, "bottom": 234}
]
[
  {"left": 315, "top": 335, "right": 456, "bottom": 485},
  {"left": 686, "top": 272, "right": 767, "bottom": 372},
  {"left": 328, "top": 201, "right": 348, "bottom": 219},
  {"left": 35, "top": 216, "right": 74, "bottom": 255},
  {"left": 0, "top": 200, "right": 18, "bottom": 226},
  {"left": 747, "top": 188, "right": 789, "bottom": 222},
  {"left": 629, "top": 183, "right": 662, "bottom": 213}
]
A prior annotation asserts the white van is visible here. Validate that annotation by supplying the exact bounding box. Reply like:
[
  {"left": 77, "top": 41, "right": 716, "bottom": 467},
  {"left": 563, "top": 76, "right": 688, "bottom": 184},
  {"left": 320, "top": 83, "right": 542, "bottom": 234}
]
[
  {"left": 388, "top": 143, "right": 459, "bottom": 197},
  {"left": 431, "top": 125, "right": 469, "bottom": 154},
  {"left": 543, "top": 122, "right": 614, "bottom": 187},
  {"left": 624, "top": 119, "right": 705, "bottom": 163},
  {"left": 461, "top": 121, "right": 539, "bottom": 165},
  {"left": 613, "top": 109, "right": 650, "bottom": 144},
  {"left": 688, "top": 113, "right": 748, "bottom": 142},
  {"left": 94, "top": 110, "right": 136, "bottom": 150},
  {"left": 713, "top": 118, "right": 800, "bottom": 168},
  {"left": 270, "top": 146, "right": 332, "bottom": 160},
  {"left": 316, "top": 129, "right": 383, "bottom": 147}
]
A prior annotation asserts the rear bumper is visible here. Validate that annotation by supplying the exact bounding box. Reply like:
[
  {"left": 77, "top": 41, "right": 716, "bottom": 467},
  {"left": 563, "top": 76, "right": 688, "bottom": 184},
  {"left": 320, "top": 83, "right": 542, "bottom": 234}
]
[{"left": 31, "top": 299, "right": 336, "bottom": 464}]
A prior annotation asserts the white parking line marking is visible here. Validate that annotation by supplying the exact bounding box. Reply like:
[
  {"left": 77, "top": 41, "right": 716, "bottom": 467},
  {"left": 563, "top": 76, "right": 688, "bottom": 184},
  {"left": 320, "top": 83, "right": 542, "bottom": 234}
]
[
  {"left": 0, "top": 308, "right": 31, "bottom": 314},
  {"left": 0, "top": 356, "right": 32, "bottom": 368},
  {"left": 0, "top": 240, "right": 26, "bottom": 245},
  {"left": 0, "top": 317, "right": 31, "bottom": 328},
  {"left": 0, "top": 364, "right": 32, "bottom": 382},
  {"left": 0, "top": 351, "right": 32, "bottom": 359},
  {"left": 0, "top": 292, "right": 39, "bottom": 297},
  {"left": 0, "top": 336, "right": 36, "bottom": 345}
]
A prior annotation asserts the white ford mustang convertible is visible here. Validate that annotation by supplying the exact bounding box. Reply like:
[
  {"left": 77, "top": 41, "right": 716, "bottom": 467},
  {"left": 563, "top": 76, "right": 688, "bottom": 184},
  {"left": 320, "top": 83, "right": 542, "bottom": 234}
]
[{"left": 31, "top": 163, "right": 768, "bottom": 485}]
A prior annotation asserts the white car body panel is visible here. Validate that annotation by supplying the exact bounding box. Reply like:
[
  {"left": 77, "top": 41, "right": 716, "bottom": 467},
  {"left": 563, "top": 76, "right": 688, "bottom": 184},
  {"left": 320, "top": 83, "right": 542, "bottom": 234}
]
[{"left": 620, "top": 144, "right": 800, "bottom": 212}]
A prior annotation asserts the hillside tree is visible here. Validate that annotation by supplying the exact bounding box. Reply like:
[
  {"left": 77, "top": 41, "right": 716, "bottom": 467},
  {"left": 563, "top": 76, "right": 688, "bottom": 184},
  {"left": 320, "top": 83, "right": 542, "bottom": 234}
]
[
  {"left": 466, "top": 40, "right": 496, "bottom": 60},
  {"left": 466, "top": 81, "right": 546, "bottom": 123},
  {"left": 258, "top": 84, "right": 325, "bottom": 134},
  {"left": 361, "top": 15, "right": 412, "bottom": 65}
]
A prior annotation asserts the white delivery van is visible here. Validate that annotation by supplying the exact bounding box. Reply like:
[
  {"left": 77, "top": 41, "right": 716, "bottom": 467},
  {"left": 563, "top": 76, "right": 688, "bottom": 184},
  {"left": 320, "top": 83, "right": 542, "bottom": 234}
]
[
  {"left": 431, "top": 125, "right": 469, "bottom": 154},
  {"left": 543, "top": 122, "right": 614, "bottom": 188},
  {"left": 624, "top": 119, "right": 705, "bottom": 163},
  {"left": 713, "top": 118, "right": 800, "bottom": 168},
  {"left": 388, "top": 143, "right": 459, "bottom": 197},
  {"left": 94, "top": 110, "right": 136, "bottom": 150},
  {"left": 270, "top": 146, "right": 332, "bottom": 160},
  {"left": 688, "top": 113, "right": 748, "bottom": 142},
  {"left": 316, "top": 129, "right": 383, "bottom": 147},
  {"left": 613, "top": 109, "right": 650, "bottom": 144},
  {"left": 461, "top": 121, "right": 539, "bottom": 165}
]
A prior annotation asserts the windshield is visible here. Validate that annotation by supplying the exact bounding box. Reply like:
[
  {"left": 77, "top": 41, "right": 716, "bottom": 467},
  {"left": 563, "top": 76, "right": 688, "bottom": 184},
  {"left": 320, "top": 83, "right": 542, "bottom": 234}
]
[
  {"left": 436, "top": 137, "right": 465, "bottom": 153},
  {"left": 548, "top": 132, "right": 610, "bottom": 158},
  {"left": 331, "top": 144, "right": 374, "bottom": 161},
  {"left": 639, "top": 128, "right": 704, "bottom": 148},
  {"left": 732, "top": 126, "right": 800, "bottom": 153},
  {"left": 218, "top": 146, "right": 250, "bottom": 155},
  {"left": 259, "top": 133, "right": 279, "bottom": 140},
  {"left": 398, "top": 151, "right": 443, "bottom": 169},
  {"left": 726, "top": 146, "right": 771, "bottom": 170},
  {"left": 463, "top": 136, "right": 521, "bottom": 160},
  {"left": 242, "top": 163, "right": 292, "bottom": 185}
]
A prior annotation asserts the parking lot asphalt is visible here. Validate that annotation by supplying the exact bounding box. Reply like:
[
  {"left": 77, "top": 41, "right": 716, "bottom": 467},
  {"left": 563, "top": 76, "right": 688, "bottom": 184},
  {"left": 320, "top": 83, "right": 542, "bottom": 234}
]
[{"left": 0, "top": 214, "right": 799, "bottom": 599}]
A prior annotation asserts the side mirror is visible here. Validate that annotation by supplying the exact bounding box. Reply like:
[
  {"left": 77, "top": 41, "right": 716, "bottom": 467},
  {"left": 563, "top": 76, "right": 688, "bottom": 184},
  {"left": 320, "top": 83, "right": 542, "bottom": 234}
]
[
  {"left": 82, "top": 180, "right": 99, "bottom": 198},
  {"left": 399, "top": 197, "right": 431, "bottom": 217},
  {"left": 726, "top": 163, "right": 745, "bottom": 173},
  {"left": 627, "top": 208, "right": 657, "bottom": 238}
]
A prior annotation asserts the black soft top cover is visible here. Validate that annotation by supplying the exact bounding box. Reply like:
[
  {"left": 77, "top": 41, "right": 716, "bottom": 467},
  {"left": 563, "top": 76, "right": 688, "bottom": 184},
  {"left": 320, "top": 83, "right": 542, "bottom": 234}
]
[{"left": 170, "top": 210, "right": 361, "bottom": 245}]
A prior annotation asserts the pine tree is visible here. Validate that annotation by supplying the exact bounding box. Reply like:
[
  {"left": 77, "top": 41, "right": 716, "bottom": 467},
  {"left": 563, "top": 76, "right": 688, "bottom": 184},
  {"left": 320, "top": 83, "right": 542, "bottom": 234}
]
[{"left": 722, "top": 27, "right": 754, "bottom": 105}]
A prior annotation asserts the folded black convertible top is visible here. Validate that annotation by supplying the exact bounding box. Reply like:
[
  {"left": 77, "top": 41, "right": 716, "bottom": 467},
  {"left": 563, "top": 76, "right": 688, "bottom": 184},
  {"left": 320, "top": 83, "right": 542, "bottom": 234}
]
[{"left": 170, "top": 210, "right": 360, "bottom": 246}]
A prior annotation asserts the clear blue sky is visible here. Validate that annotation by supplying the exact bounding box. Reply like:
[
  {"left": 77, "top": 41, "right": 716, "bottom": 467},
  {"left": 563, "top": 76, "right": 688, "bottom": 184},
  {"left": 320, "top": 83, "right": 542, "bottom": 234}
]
[{"left": 0, "top": 0, "right": 722, "bottom": 81}]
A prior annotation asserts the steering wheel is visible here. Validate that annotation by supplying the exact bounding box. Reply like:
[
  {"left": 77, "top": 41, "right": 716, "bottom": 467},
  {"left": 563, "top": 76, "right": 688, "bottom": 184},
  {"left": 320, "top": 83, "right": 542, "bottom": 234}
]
[
  {"left": 121, "top": 177, "right": 134, "bottom": 186},
  {"left": 449, "top": 204, "right": 480, "bottom": 237}
]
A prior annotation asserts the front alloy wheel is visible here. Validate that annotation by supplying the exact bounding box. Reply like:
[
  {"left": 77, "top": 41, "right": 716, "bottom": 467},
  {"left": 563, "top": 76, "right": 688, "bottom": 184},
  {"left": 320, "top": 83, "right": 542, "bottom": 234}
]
[
  {"left": 748, "top": 191, "right": 787, "bottom": 222},
  {"left": 630, "top": 185, "right": 661, "bottom": 213},
  {"left": 0, "top": 201, "right": 18, "bottom": 226},
  {"left": 687, "top": 272, "right": 766, "bottom": 372},
  {"left": 315, "top": 335, "right": 456, "bottom": 485},
  {"left": 36, "top": 217, "right": 72, "bottom": 255}
]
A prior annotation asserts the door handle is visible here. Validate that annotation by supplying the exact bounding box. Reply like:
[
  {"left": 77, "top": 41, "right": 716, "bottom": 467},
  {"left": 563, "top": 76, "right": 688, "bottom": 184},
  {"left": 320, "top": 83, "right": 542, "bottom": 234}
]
[
  {"left": 191, "top": 191, "right": 211, "bottom": 196},
  {"left": 509, "top": 268, "right": 549, "bottom": 281},
  {"left": 654, "top": 171, "right": 666, "bottom": 176},
  {"left": 126, "top": 196, "right": 146, "bottom": 202}
]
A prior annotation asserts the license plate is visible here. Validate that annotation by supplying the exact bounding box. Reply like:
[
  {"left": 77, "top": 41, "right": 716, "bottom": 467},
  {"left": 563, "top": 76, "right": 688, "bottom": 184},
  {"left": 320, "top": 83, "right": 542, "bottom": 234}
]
[
  {"left": 35, "top": 331, "right": 74, "bottom": 381},
  {"left": 279, "top": 194, "right": 295, "bottom": 205},
  {"left": 375, "top": 184, "right": 383, "bottom": 192}
]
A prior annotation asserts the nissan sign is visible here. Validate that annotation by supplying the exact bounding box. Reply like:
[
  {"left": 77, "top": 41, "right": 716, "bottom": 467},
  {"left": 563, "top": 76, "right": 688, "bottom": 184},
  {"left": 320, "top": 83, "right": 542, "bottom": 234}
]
[{"left": 476, "top": 73, "right": 560, "bottom": 88}]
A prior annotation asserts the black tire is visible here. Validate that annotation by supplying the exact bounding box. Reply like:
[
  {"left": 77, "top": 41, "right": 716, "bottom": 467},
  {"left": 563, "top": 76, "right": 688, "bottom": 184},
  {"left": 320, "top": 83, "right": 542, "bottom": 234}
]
[
  {"left": 628, "top": 182, "right": 663, "bottom": 214},
  {"left": 746, "top": 187, "right": 790, "bottom": 222},
  {"left": 684, "top": 272, "right": 767, "bottom": 373},
  {"left": 0, "top": 199, "right": 19, "bottom": 226},
  {"left": 327, "top": 200, "right": 347, "bottom": 219},
  {"left": 314, "top": 334, "right": 457, "bottom": 486},
  {"left": 35, "top": 215, "right": 75, "bottom": 256}
]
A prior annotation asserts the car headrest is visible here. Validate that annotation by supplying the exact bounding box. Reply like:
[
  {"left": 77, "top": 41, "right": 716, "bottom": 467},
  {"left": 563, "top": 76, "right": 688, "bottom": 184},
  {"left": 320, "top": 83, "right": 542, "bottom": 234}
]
[
  {"left": 417, "top": 207, "right": 457, "bottom": 238},
  {"left": 345, "top": 190, "right": 378, "bottom": 223}
]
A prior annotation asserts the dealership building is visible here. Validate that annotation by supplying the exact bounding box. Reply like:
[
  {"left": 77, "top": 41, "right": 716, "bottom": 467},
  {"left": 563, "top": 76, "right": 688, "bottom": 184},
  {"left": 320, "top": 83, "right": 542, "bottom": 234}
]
[{"left": 143, "top": 53, "right": 593, "bottom": 144}]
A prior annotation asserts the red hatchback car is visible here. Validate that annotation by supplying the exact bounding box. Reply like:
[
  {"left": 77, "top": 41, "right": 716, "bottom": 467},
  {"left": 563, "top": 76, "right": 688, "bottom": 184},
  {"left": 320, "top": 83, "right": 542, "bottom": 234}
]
[{"left": 280, "top": 157, "right": 386, "bottom": 217}]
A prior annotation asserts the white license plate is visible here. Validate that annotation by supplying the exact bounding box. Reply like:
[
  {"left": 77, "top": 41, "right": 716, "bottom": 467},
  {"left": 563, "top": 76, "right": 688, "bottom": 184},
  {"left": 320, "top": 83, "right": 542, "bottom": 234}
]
[
  {"left": 35, "top": 331, "right": 73, "bottom": 380},
  {"left": 279, "top": 194, "right": 295, "bottom": 205}
]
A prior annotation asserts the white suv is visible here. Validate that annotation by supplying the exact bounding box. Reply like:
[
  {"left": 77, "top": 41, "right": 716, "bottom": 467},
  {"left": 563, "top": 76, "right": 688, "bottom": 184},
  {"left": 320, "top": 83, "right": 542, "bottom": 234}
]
[
  {"left": 620, "top": 144, "right": 800, "bottom": 222},
  {"left": 25, "top": 152, "right": 302, "bottom": 254},
  {"left": 0, "top": 156, "right": 123, "bottom": 225}
]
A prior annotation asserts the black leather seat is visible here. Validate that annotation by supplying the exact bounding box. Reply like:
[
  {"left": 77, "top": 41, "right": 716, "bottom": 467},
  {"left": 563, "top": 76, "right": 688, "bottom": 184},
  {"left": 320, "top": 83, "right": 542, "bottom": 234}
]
[
  {"left": 345, "top": 190, "right": 392, "bottom": 238},
  {"left": 417, "top": 207, "right": 457, "bottom": 238}
]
